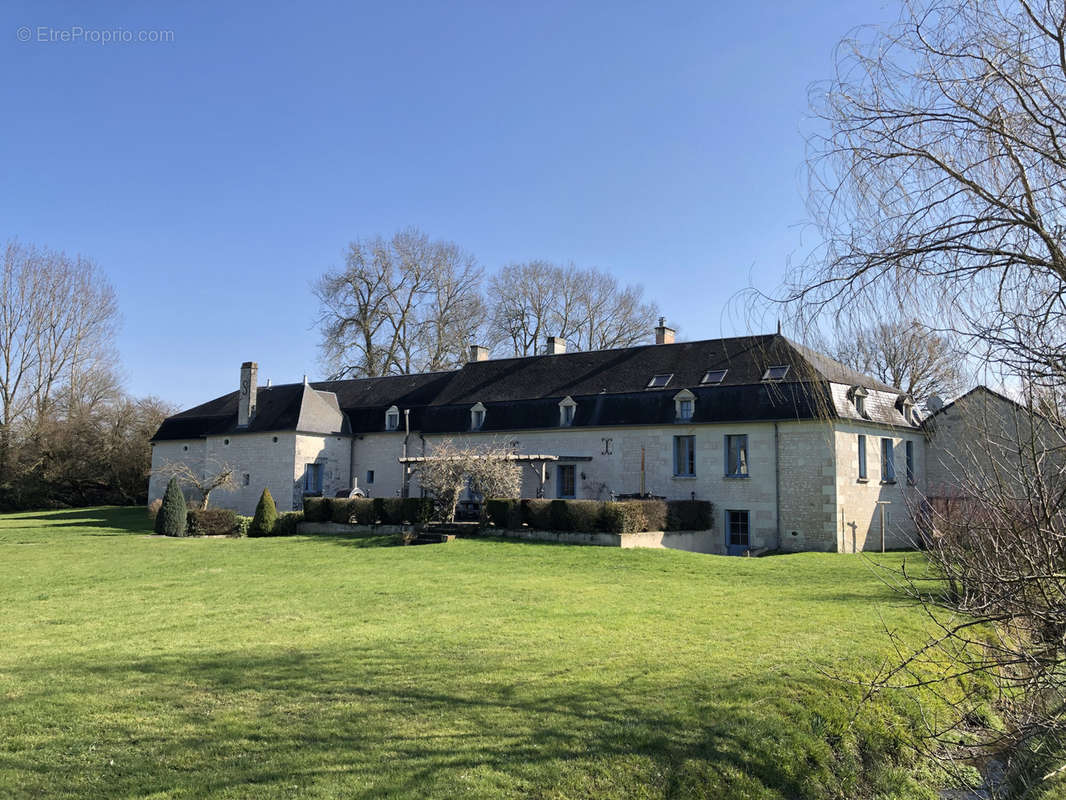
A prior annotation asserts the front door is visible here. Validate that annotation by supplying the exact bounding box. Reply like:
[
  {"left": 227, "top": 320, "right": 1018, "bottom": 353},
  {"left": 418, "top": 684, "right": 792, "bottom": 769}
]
[
  {"left": 557, "top": 464, "right": 576, "bottom": 498},
  {"left": 726, "top": 509, "right": 750, "bottom": 556}
]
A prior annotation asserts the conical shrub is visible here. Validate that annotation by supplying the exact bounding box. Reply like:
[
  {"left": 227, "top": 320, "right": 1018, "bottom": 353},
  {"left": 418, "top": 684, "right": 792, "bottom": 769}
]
[
  {"left": 156, "top": 477, "right": 188, "bottom": 537},
  {"left": 249, "top": 488, "right": 278, "bottom": 537}
]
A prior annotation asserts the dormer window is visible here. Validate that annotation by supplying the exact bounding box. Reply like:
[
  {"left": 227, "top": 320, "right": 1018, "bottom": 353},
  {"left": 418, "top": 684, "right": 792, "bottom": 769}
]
[
  {"left": 647, "top": 374, "right": 673, "bottom": 389},
  {"left": 896, "top": 394, "right": 916, "bottom": 424},
  {"left": 701, "top": 369, "right": 727, "bottom": 385},
  {"left": 673, "top": 389, "right": 696, "bottom": 421},
  {"left": 559, "top": 396, "right": 577, "bottom": 427},
  {"left": 762, "top": 365, "right": 790, "bottom": 381},
  {"left": 385, "top": 405, "right": 400, "bottom": 431},
  {"left": 849, "top": 386, "right": 870, "bottom": 418},
  {"left": 470, "top": 402, "right": 486, "bottom": 431}
]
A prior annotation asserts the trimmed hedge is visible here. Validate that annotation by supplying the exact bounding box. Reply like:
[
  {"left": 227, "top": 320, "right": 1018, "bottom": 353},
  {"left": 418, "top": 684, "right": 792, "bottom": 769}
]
[
  {"left": 601, "top": 501, "right": 648, "bottom": 533},
  {"left": 303, "top": 497, "right": 331, "bottom": 522},
  {"left": 233, "top": 516, "right": 252, "bottom": 537},
  {"left": 156, "top": 478, "right": 187, "bottom": 537},
  {"left": 485, "top": 498, "right": 522, "bottom": 529},
  {"left": 273, "top": 511, "right": 303, "bottom": 536},
  {"left": 666, "top": 500, "right": 714, "bottom": 531},
  {"left": 642, "top": 500, "right": 668, "bottom": 533},
  {"left": 402, "top": 497, "right": 433, "bottom": 524},
  {"left": 186, "top": 508, "right": 238, "bottom": 536},
  {"left": 522, "top": 499, "right": 553, "bottom": 530}
]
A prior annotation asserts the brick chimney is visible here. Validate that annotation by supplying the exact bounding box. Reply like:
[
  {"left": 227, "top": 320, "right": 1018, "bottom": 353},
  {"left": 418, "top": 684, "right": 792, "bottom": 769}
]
[
  {"left": 468, "top": 345, "right": 490, "bottom": 363},
  {"left": 546, "top": 336, "right": 566, "bottom": 355},
  {"left": 654, "top": 317, "right": 675, "bottom": 345},
  {"left": 238, "top": 361, "right": 258, "bottom": 427}
]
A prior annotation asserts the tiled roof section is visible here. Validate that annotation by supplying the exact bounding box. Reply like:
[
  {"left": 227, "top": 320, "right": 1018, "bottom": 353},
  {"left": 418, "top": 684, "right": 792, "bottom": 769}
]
[{"left": 151, "top": 333, "right": 912, "bottom": 441}]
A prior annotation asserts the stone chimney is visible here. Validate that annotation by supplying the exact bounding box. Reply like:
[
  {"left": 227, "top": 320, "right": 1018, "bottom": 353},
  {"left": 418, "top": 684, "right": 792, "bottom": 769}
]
[
  {"left": 238, "top": 361, "right": 258, "bottom": 427},
  {"left": 654, "top": 317, "right": 676, "bottom": 345},
  {"left": 546, "top": 336, "right": 566, "bottom": 355},
  {"left": 468, "top": 345, "right": 490, "bottom": 363}
]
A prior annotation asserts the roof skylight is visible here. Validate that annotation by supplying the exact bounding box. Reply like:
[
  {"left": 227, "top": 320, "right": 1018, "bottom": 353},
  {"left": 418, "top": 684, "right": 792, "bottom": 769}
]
[
  {"left": 701, "top": 369, "right": 727, "bottom": 385},
  {"left": 762, "top": 365, "right": 790, "bottom": 381},
  {"left": 647, "top": 374, "right": 673, "bottom": 389}
]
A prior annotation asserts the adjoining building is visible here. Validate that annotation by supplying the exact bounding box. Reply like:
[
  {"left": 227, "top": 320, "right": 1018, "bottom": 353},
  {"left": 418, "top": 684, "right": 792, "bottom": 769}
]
[{"left": 149, "top": 323, "right": 991, "bottom": 554}]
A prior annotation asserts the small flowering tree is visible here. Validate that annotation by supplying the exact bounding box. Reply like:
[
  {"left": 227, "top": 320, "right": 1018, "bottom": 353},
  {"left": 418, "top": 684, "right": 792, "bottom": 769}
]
[
  {"left": 415, "top": 440, "right": 522, "bottom": 523},
  {"left": 154, "top": 458, "right": 237, "bottom": 510}
]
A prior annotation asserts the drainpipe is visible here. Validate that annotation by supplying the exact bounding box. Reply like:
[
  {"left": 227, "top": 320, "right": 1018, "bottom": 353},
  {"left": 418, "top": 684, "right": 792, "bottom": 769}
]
[
  {"left": 402, "top": 409, "right": 411, "bottom": 498},
  {"left": 774, "top": 422, "right": 782, "bottom": 550}
]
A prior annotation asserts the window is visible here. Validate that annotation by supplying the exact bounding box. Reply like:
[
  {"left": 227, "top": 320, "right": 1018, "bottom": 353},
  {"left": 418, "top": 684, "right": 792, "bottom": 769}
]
[
  {"left": 674, "top": 435, "right": 695, "bottom": 476},
  {"left": 881, "top": 438, "right": 896, "bottom": 482},
  {"left": 673, "top": 389, "right": 695, "bottom": 421},
  {"left": 470, "top": 402, "right": 486, "bottom": 430},
  {"left": 701, "top": 369, "right": 727, "bottom": 385},
  {"left": 647, "top": 374, "right": 673, "bottom": 389},
  {"left": 385, "top": 406, "right": 400, "bottom": 431},
  {"left": 727, "top": 510, "right": 750, "bottom": 549},
  {"left": 725, "top": 434, "right": 748, "bottom": 477},
  {"left": 303, "top": 463, "right": 323, "bottom": 494},
  {"left": 242, "top": 473, "right": 250, "bottom": 487},
  {"left": 858, "top": 434, "right": 867, "bottom": 480},
  {"left": 855, "top": 395, "right": 865, "bottom": 416},
  {"left": 678, "top": 399, "right": 693, "bottom": 420},
  {"left": 559, "top": 397, "right": 576, "bottom": 427},
  {"left": 906, "top": 440, "right": 915, "bottom": 484},
  {"left": 762, "top": 365, "right": 790, "bottom": 381},
  {"left": 366, "top": 470, "right": 375, "bottom": 485},
  {"left": 557, "top": 464, "right": 576, "bottom": 498}
]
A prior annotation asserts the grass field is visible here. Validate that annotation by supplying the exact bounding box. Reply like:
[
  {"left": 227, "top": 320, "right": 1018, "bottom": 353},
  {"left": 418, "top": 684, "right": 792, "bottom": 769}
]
[{"left": 0, "top": 507, "right": 966, "bottom": 799}]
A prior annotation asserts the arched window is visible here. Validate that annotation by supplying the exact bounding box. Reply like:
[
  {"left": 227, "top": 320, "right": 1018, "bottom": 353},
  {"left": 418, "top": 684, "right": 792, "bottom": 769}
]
[
  {"left": 559, "top": 396, "right": 577, "bottom": 427},
  {"left": 470, "top": 402, "right": 486, "bottom": 431},
  {"left": 385, "top": 405, "right": 400, "bottom": 431},
  {"left": 673, "top": 389, "right": 696, "bottom": 421}
]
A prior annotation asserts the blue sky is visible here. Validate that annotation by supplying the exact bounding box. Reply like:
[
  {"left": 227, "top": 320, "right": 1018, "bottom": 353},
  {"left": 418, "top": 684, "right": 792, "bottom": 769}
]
[{"left": 1, "top": 0, "right": 896, "bottom": 409}]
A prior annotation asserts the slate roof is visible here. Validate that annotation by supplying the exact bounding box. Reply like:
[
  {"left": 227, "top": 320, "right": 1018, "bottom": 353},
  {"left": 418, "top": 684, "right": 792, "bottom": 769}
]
[{"left": 151, "top": 333, "right": 910, "bottom": 441}]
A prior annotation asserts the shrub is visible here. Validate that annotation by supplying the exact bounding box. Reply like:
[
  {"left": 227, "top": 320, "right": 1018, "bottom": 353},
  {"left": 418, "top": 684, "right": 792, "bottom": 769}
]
[
  {"left": 642, "top": 500, "right": 668, "bottom": 532},
  {"left": 522, "top": 499, "right": 553, "bottom": 530},
  {"left": 303, "top": 497, "right": 330, "bottom": 522},
  {"left": 147, "top": 498, "right": 162, "bottom": 520},
  {"left": 249, "top": 488, "right": 278, "bottom": 536},
  {"left": 485, "top": 498, "right": 521, "bottom": 529},
  {"left": 273, "top": 511, "right": 303, "bottom": 536},
  {"left": 155, "top": 477, "right": 187, "bottom": 537},
  {"left": 187, "top": 507, "right": 238, "bottom": 536},
  {"left": 378, "top": 497, "right": 405, "bottom": 525},
  {"left": 666, "top": 500, "right": 713, "bottom": 531},
  {"left": 350, "top": 498, "right": 377, "bottom": 525},
  {"left": 402, "top": 497, "right": 433, "bottom": 524},
  {"left": 564, "top": 500, "right": 606, "bottom": 532},
  {"left": 601, "top": 501, "right": 648, "bottom": 533},
  {"left": 233, "top": 516, "right": 252, "bottom": 537},
  {"left": 331, "top": 498, "right": 354, "bottom": 524}
]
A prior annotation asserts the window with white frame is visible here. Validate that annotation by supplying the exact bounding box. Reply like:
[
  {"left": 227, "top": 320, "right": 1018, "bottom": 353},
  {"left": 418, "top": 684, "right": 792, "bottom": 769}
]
[
  {"left": 559, "top": 396, "right": 576, "bottom": 427},
  {"left": 385, "top": 405, "right": 400, "bottom": 431},
  {"left": 673, "top": 389, "right": 695, "bottom": 421},
  {"left": 725, "top": 434, "right": 748, "bottom": 477},
  {"left": 851, "top": 386, "right": 869, "bottom": 418},
  {"left": 762, "top": 365, "right": 789, "bottom": 381},
  {"left": 647, "top": 374, "right": 673, "bottom": 389},
  {"left": 470, "top": 402, "right": 486, "bottom": 430},
  {"left": 701, "top": 369, "right": 727, "bottom": 385},
  {"left": 673, "top": 435, "right": 695, "bottom": 476}
]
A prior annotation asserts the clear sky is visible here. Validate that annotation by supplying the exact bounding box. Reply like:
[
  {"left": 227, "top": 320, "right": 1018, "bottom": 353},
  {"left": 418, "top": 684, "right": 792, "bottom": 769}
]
[{"left": 1, "top": 0, "right": 897, "bottom": 409}]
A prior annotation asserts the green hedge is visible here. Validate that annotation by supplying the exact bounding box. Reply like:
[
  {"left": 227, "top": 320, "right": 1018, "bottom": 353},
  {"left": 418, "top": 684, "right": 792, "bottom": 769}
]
[
  {"left": 303, "top": 497, "right": 330, "bottom": 522},
  {"left": 249, "top": 489, "right": 278, "bottom": 536},
  {"left": 666, "top": 500, "right": 714, "bottom": 530},
  {"left": 485, "top": 498, "right": 522, "bottom": 529},
  {"left": 273, "top": 511, "right": 303, "bottom": 536},
  {"left": 402, "top": 497, "right": 433, "bottom": 524},
  {"left": 186, "top": 508, "right": 239, "bottom": 536},
  {"left": 600, "top": 501, "right": 648, "bottom": 533},
  {"left": 522, "top": 499, "right": 553, "bottom": 529}
]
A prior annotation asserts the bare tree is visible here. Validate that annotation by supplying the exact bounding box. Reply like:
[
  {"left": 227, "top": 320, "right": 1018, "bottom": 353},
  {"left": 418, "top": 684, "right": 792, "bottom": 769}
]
[
  {"left": 314, "top": 229, "right": 483, "bottom": 378},
  {"left": 784, "top": 1, "right": 1066, "bottom": 791},
  {"left": 0, "top": 241, "right": 118, "bottom": 482},
  {"left": 154, "top": 459, "right": 237, "bottom": 510},
  {"left": 489, "top": 261, "right": 659, "bottom": 356},
  {"left": 827, "top": 318, "right": 964, "bottom": 403}
]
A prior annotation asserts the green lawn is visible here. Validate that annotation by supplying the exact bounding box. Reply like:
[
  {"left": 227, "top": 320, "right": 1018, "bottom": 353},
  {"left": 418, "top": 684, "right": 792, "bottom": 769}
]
[{"left": 0, "top": 507, "right": 964, "bottom": 799}]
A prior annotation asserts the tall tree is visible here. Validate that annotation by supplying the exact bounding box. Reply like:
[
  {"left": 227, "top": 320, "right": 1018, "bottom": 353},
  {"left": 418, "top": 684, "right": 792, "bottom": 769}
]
[
  {"left": 786, "top": 1, "right": 1066, "bottom": 790},
  {"left": 0, "top": 241, "right": 117, "bottom": 482},
  {"left": 488, "top": 262, "right": 659, "bottom": 356},
  {"left": 315, "top": 229, "right": 483, "bottom": 378}
]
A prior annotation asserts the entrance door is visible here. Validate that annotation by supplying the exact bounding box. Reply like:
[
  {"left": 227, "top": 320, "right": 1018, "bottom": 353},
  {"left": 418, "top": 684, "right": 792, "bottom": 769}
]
[{"left": 726, "top": 509, "right": 750, "bottom": 555}]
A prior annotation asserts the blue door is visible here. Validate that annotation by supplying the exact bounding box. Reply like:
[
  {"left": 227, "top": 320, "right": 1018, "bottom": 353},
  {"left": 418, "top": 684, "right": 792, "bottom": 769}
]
[{"left": 726, "top": 509, "right": 749, "bottom": 556}]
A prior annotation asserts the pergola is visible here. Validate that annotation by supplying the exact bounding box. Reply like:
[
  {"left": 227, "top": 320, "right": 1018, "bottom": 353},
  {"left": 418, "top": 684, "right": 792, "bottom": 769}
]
[{"left": 397, "top": 453, "right": 561, "bottom": 497}]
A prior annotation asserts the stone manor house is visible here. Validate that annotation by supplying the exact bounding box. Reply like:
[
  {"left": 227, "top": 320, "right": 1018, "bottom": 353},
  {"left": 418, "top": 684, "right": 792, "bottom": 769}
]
[{"left": 149, "top": 322, "right": 1004, "bottom": 554}]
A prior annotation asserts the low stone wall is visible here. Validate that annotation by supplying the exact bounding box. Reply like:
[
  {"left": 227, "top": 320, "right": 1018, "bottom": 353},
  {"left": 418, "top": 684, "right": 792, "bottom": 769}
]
[
  {"left": 495, "top": 528, "right": 721, "bottom": 555},
  {"left": 296, "top": 522, "right": 405, "bottom": 535}
]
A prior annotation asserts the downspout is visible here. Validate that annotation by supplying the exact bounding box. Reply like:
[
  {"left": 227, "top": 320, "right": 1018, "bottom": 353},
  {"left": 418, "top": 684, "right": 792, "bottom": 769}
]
[
  {"left": 402, "top": 409, "right": 411, "bottom": 498},
  {"left": 774, "top": 422, "right": 782, "bottom": 550}
]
